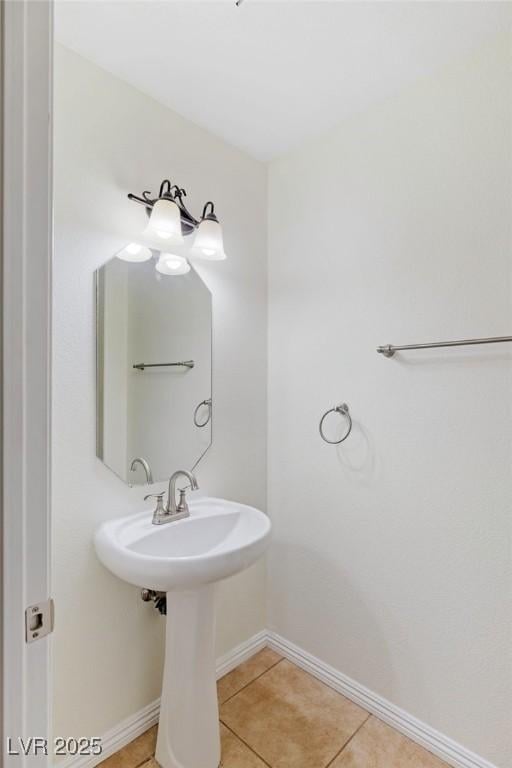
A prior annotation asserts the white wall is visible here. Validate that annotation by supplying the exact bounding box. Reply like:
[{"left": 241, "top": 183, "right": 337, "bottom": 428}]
[
  {"left": 53, "top": 44, "right": 267, "bottom": 741},
  {"left": 268, "top": 33, "right": 511, "bottom": 768}
]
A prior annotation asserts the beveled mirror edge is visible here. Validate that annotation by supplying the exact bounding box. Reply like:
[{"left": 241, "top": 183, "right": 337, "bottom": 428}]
[{"left": 95, "top": 269, "right": 105, "bottom": 462}]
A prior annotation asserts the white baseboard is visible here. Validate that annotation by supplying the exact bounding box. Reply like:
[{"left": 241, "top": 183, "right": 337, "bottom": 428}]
[
  {"left": 216, "top": 629, "right": 268, "bottom": 679},
  {"left": 266, "top": 631, "right": 499, "bottom": 768},
  {"left": 56, "top": 697, "right": 160, "bottom": 768},
  {"left": 56, "top": 630, "right": 267, "bottom": 768},
  {"left": 58, "top": 629, "right": 498, "bottom": 768}
]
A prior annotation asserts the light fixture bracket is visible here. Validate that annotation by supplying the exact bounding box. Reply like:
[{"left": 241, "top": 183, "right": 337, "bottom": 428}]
[{"left": 128, "top": 179, "right": 217, "bottom": 237}]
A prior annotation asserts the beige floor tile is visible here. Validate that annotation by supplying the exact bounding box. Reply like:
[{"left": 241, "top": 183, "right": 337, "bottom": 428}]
[
  {"left": 329, "top": 717, "right": 448, "bottom": 768},
  {"left": 220, "top": 660, "right": 368, "bottom": 768},
  {"left": 217, "top": 648, "right": 283, "bottom": 704},
  {"left": 220, "top": 724, "right": 268, "bottom": 767},
  {"left": 98, "top": 726, "right": 157, "bottom": 768},
  {"left": 135, "top": 726, "right": 267, "bottom": 768}
]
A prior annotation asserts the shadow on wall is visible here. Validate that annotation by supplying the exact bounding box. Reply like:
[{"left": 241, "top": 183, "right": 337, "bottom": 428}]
[
  {"left": 335, "top": 417, "right": 376, "bottom": 484},
  {"left": 318, "top": 406, "right": 376, "bottom": 483},
  {"left": 269, "top": 536, "right": 430, "bottom": 710},
  {"left": 385, "top": 349, "right": 512, "bottom": 368}
]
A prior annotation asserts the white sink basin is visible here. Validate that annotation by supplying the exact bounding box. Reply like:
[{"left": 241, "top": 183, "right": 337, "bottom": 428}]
[
  {"left": 94, "top": 496, "right": 271, "bottom": 768},
  {"left": 95, "top": 497, "right": 271, "bottom": 591}
]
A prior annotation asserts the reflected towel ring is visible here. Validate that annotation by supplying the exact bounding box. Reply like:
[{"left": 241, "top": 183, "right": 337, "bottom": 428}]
[
  {"left": 319, "top": 403, "right": 352, "bottom": 444},
  {"left": 193, "top": 398, "right": 212, "bottom": 428}
]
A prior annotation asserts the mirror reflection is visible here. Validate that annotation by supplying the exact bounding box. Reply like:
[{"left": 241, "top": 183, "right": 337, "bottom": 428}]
[{"left": 96, "top": 254, "right": 212, "bottom": 484}]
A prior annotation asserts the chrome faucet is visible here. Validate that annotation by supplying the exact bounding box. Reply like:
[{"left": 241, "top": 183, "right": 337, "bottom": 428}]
[
  {"left": 145, "top": 470, "right": 199, "bottom": 525},
  {"left": 167, "top": 470, "right": 199, "bottom": 518},
  {"left": 130, "top": 457, "right": 153, "bottom": 485}
]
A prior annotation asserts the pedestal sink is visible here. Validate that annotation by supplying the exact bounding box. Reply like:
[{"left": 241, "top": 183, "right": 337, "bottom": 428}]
[{"left": 95, "top": 497, "right": 271, "bottom": 768}]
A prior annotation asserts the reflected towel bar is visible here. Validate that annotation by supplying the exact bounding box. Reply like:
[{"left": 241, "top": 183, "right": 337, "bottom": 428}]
[
  {"left": 133, "top": 360, "right": 195, "bottom": 370},
  {"left": 377, "top": 336, "right": 512, "bottom": 358}
]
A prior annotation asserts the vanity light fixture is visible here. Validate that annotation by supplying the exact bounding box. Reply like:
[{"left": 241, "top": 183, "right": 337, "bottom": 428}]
[
  {"left": 190, "top": 202, "right": 227, "bottom": 261},
  {"left": 145, "top": 198, "right": 184, "bottom": 244},
  {"left": 155, "top": 253, "right": 191, "bottom": 276},
  {"left": 128, "top": 179, "right": 227, "bottom": 260},
  {"left": 116, "top": 243, "right": 153, "bottom": 263}
]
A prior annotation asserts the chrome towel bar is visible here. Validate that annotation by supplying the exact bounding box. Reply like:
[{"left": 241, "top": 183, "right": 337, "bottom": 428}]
[
  {"left": 133, "top": 360, "right": 195, "bottom": 371},
  {"left": 377, "top": 336, "right": 512, "bottom": 358}
]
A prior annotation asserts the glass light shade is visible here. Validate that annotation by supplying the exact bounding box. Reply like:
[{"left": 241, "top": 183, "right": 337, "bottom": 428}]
[
  {"left": 116, "top": 242, "right": 152, "bottom": 263},
  {"left": 155, "top": 253, "right": 190, "bottom": 276},
  {"left": 190, "top": 218, "right": 227, "bottom": 260},
  {"left": 146, "top": 198, "right": 184, "bottom": 244}
]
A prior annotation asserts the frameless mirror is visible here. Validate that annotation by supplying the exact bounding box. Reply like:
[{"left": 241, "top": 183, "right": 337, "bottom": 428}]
[{"left": 95, "top": 254, "right": 212, "bottom": 485}]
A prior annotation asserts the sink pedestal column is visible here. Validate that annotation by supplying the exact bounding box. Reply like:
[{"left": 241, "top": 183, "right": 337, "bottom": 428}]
[{"left": 156, "top": 584, "right": 220, "bottom": 768}]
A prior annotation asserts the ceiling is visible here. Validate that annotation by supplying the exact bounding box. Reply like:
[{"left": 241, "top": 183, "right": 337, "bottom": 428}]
[{"left": 55, "top": 1, "right": 511, "bottom": 161}]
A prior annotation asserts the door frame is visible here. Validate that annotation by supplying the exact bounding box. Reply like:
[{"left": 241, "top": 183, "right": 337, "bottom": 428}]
[{"left": 2, "top": 1, "right": 53, "bottom": 764}]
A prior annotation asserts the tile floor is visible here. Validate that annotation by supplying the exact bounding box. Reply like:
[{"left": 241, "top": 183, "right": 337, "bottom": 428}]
[{"left": 98, "top": 648, "right": 448, "bottom": 768}]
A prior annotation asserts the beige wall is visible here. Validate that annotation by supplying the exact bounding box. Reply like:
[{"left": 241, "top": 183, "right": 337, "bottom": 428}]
[
  {"left": 267, "top": 33, "right": 511, "bottom": 767},
  {"left": 53, "top": 44, "right": 267, "bottom": 740}
]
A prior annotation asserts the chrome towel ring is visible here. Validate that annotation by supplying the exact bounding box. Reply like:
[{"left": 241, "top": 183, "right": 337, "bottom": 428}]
[
  {"left": 319, "top": 403, "right": 352, "bottom": 444},
  {"left": 193, "top": 398, "right": 212, "bottom": 428}
]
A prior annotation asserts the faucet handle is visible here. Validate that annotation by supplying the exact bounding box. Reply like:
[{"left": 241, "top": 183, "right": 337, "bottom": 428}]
[
  {"left": 144, "top": 491, "right": 165, "bottom": 502},
  {"left": 144, "top": 492, "right": 168, "bottom": 525},
  {"left": 176, "top": 488, "right": 190, "bottom": 515}
]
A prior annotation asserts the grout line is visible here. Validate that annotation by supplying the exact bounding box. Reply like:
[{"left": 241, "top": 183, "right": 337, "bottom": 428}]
[
  {"left": 99, "top": 740, "right": 156, "bottom": 768},
  {"left": 324, "top": 714, "right": 372, "bottom": 768},
  {"left": 106, "top": 659, "right": 370, "bottom": 768},
  {"left": 221, "top": 655, "right": 371, "bottom": 768},
  {"left": 124, "top": 739, "right": 158, "bottom": 768},
  {"left": 105, "top": 754, "right": 153, "bottom": 768},
  {"left": 126, "top": 726, "right": 158, "bottom": 768},
  {"left": 220, "top": 721, "right": 273, "bottom": 768},
  {"left": 219, "top": 656, "right": 285, "bottom": 706}
]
